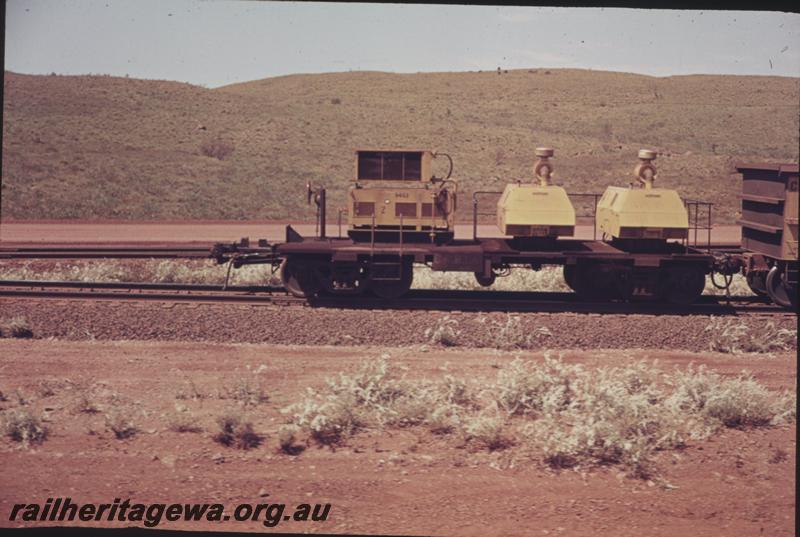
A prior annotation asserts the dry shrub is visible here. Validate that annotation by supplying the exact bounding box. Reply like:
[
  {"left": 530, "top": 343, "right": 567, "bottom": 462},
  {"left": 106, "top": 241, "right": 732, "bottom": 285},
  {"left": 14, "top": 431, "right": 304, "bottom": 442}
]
[
  {"left": 494, "top": 356, "right": 580, "bottom": 415},
  {"left": 1, "top": 317, "right": 34, "bottom": 339},
  {"left": 199, "top": 136, "right": 234, "bottom": 160},
  {"left": 168, "top": 404, "right": 202, "bottom": 433},
  {"left": 424, "top": 315, "right": 461, "bottom": 346},
  {"left": 286, "top": 356, "right": 396, "bottom": 444},
  {"left": 426, "top": 404, "right": 461, "bottom": 435},
  {"left": 37, "top": 380, "right": 59, "bottom": 398},
  {"left": 0, "top": 260, "right": 281, "bottom": 287},
  {"left": 425, "top": 313, "right": 553, "bottom": 350},
  {"left": 0, "top": 261, "right": 129, "bottom": 282},
  {"left": 73, "top": 380, "right": 101, "bottom": 414},
  {"left": 528, "top": 363, "right": 683, "bottom": 478},
  {"left": 104, "top": 406, "right": 138, "bottom": 439},
  {"left": 667, "top": 365, "right": 795, "bottom": 428},
  {"left": 277, "top": 424, "right": 304, "bottom": 454},
  {"left": 702, "top": 378, "right": 777, "bottom": 428},
  {"left": 219, "top": 374, "right": 269, "bottom": 408},
  {"left": 175, "top": 379, "right": 208, "bottom": 401},
  {"left": 286, "top": 356, "right": 477, "bottom": 445},
  {"left": 3, "top": 409, "right": 48, "bottom": 446},
  {"left": 704, "top": 318, "right": 796, "bottom": 354},
  {"left": 412, "top": 265, "right": 570, "bottom": 292},
  {"left": 703, "top": 273, "right": 753, "bottom": 297},
  {"left": 214, "top": 412, "right": 262, "bottom": 449},
  {"left": 526, "top": 360, "right": 795, "bottom": 477},
  {"left": 478, "top": 314, "right": 553, "bottom": 350},
  {"left": 463, "top": 412, "right": 512, "bottom": 451},
  {"left": 283, "top": 355, "right": 794, "bottom": 478}
]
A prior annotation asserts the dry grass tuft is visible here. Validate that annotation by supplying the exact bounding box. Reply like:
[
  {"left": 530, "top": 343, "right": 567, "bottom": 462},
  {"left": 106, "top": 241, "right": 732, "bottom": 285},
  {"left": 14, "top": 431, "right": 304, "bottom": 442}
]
[
  {"left": 463, "top": 412, "right": 513, "bottom": 451},
  {"left": 703, "top": 273, "right": 754, "bottom": 297},
  {"left": 494, "top": 355, "right": 581, "bottom": 415},
  {"left": 0, "top": 260, "right": 282, "bottom": 287},
  {"left": 1, "top": 317, "right": 34, "bottom": 339},
  {"left": 219, "top": 374, "right": 269, "bottom": 408},
  {"left": 286, "top": 355, "right": 478, "bottom": 445},
  {"left": 199, "top": 136, "right": 234, "bottom": 160},
  {"left": 104, "top": 406, "right": 138, "bottom": 439},
  {"left": 413, "top": 266, "right": 569, "bottom": 292},
  {"left": 424, "top": 315, "right": 461, "bottom": 346},
  {"left": 213, "top": 412, "right": 262, "bottom": 449},
  {"left": 277, "top": 424, "right": 304, "bottom": 454},
  {"left": 478, "top": 314, "right": 553, "bottom": 350},
  {"left": 704, "top": 318, "right": 797, "bottom": 354},
  {"left": 3, "top": 409, "right": 48, "bottom": 446},
  {"left": 168, "top": 404, "right": 202, "bottom": 433}
]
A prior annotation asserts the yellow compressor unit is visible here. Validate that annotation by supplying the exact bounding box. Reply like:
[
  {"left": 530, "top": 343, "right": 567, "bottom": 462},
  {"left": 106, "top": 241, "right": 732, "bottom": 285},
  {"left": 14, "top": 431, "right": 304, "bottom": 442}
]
[
  {"left": 596, "top": 149, "right": 689, "bottom": 240},
  {"left": 497, "top": 147, "right": 576, "bottom": 238}
]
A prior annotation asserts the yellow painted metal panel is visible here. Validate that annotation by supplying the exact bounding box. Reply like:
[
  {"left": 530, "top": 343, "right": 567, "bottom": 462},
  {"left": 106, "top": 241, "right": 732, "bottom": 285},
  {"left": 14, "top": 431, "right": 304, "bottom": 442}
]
[
  {"left": 496, "top": 184, "right": 576, "bottom": 237},
  {"left": 597, "top": 186, "right": 689, "bottom": 239}
]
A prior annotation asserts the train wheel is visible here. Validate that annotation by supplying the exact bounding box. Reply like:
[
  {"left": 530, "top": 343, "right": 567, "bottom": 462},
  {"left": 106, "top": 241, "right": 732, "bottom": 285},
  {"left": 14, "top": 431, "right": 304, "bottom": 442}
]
[
  {"left": 280, "top": 258, "right": 321, "bottom": 298},
  {"left": 745, "top": 271, "right": 768, "bottom": 297},
  {"left": 570, "top": 264, "right": 616, "bottom": 301},
  {"left": 368, "top": 261, "right": 413, "bottom": 299},
  {"left": 474, "top": 271, "right": 496, "bottom": 287},
  {"left": 570, "top": 264, "right": 634, "bottom": 301},
  {"left": 765, "top": 265, "right": 797, "bottom": 310},
  {"left": 660, "top": 266, "right": 705, "bottom": 305}
]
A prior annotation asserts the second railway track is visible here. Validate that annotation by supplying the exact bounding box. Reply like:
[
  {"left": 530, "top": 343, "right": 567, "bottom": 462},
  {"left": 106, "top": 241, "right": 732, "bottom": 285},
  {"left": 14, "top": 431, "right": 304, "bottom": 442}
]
[{"left": 0, "top": 279, "right": 790, "bottom": 316}]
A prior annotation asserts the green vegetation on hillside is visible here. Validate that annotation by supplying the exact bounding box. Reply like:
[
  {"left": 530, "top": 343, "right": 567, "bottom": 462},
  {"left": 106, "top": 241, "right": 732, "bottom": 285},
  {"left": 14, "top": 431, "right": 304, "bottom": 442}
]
[{"left": 2, "top": 69, "right": 798, "bottom": 222}]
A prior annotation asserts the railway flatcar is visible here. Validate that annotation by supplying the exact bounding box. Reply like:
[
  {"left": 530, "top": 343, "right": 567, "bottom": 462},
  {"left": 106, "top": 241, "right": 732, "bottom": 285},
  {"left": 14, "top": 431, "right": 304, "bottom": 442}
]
[{"left": 212, "top": 148, "right": 721, "bottom": 306}]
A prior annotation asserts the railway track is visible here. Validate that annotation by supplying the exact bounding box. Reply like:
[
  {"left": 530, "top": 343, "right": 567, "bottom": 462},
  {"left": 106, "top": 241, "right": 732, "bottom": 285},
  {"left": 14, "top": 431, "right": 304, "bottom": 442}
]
[
  {"left": 0, "top": 245, "right": 212, "bottom": 259},
  {"left": 0, "top": 279, "right": 790, "bottom": 316}
]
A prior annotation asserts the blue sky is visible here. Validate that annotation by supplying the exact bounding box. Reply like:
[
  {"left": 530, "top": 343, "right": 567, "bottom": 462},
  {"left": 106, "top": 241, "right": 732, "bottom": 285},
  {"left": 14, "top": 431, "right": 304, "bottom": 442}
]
[{"left": 5, "top": 1, "right": 800, "bottom": 87}]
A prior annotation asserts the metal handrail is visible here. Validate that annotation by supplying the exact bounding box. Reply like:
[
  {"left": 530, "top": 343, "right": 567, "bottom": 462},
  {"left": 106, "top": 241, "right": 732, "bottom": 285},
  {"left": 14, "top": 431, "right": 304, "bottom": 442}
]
[
  {"left": 337, "top": 208, "right": 348, "bottom": 238},
  {"left": 569, "top": 193, "right": 602, "bottom": 240},
  {"left": 472, "top": 190, "right": 503, "bottom": 240},
  {"left": 683, "top": 199, "right": 714, "bottom": 252}
]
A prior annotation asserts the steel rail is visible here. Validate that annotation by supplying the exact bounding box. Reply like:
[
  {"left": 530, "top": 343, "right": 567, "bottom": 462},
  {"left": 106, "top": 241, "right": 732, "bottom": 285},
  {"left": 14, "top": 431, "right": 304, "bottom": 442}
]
[
  {"left": 0, "top": 246, "right": 212, "bottom": 259},
  {"left": 0, "top": 279, "right": 283, "bottom": 292},
  {"left": 0, "top": 280, "right": 790, "bottom": 316}
]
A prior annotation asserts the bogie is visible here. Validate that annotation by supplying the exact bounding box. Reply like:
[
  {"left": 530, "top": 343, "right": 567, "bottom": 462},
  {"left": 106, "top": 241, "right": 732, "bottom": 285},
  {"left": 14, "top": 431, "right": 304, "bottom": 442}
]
[
  {"left": 280, "top": 258, "right": 322, "bottom": 299},
  {"left": 658, "top": 266, "right": 706, "bottom": 305}
]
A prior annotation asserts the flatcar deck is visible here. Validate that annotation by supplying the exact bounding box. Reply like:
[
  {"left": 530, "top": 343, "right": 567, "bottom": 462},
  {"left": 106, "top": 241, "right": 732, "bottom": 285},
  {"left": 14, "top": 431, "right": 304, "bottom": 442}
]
[{"left": 276, "top": 236, "right": 714, "bottom": 271}]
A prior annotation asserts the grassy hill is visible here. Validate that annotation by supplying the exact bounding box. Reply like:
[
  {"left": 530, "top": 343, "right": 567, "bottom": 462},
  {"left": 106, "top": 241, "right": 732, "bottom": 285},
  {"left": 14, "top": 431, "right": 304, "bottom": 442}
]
[{"left": 2, "top": 69, "right": 798, "bottom": 223}]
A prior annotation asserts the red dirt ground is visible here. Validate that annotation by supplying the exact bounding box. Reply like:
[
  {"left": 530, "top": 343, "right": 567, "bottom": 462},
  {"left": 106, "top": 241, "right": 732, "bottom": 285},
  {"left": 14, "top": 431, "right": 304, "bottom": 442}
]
[{"left": 0, "top": 340, "right": 794, "bottom": 536}]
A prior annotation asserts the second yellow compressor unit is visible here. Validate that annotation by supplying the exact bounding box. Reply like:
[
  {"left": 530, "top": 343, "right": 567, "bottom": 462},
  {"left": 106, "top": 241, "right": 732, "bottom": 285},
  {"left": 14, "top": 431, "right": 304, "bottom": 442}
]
[{"left": 496, "top": 147, "right": 576, "bottom": 238}]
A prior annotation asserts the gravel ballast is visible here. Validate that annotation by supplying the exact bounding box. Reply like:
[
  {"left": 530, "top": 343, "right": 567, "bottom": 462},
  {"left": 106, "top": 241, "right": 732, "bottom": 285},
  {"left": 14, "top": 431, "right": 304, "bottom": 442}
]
[{"left": 1, "top": 299, "right": 794, "bottom": 351}]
